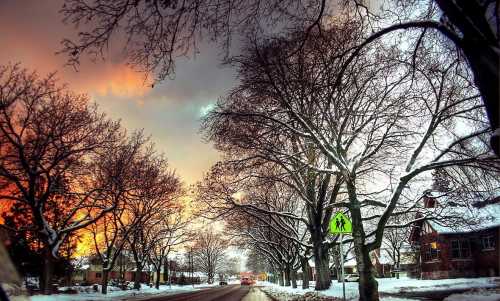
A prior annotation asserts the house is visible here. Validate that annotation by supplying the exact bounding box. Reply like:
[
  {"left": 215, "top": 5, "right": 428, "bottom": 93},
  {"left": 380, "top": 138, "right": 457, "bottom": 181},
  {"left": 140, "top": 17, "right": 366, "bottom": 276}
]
[
  {"left": 343, "top": 257, "right": 357, "bottom": 275},
  {"left": 150, "top": 260, "right": 179, "bottom": 285},
  {"left": 332, "top": 250, "right": 413, "bottom": 279},
  {"left": 71, "top": 259, "right": 90, "bottom": 284},
  {"left": 84, "top": 254, "right": 151, "bottom": 284},
  {"left": 371, "top": 247, "right": 417, "bottom": 278},
  {"left": 410, "top": 192, "right": 500, "bottom": 279}
]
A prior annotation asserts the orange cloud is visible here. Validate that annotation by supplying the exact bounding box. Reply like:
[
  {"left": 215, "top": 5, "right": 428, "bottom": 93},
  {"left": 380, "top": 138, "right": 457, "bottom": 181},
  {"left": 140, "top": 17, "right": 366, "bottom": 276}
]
[{"left": 88, "top": 65, "right": 151, "bottom": 99}]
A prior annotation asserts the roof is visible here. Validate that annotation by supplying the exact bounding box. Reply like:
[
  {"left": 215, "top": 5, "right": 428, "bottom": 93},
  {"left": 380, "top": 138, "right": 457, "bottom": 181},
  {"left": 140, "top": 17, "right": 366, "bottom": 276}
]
[{"left": 427, "top": 201, "right": 500, "bottom": 234}]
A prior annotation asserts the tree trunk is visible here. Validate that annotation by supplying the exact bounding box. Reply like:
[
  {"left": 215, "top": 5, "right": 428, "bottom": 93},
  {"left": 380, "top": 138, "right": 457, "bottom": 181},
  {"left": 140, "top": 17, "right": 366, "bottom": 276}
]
[
  {"left": 300, "top": 257, "right": 310, "bottom": 289},
  {"left": 396, "top": 251, "right": 401, "bottom": 279},
  {"left": 41, "top": 246, "right": 54, "bottom": 295},
  {"left": 351, "top": 207, "right": 379, "bottom": 300},
  {"left": 134, "top": 267, "right": 142, "bottom": 290},
  {"left": 278, "top": 270, "right": 284, "bottom": 286},
  {"left": 313, "top": 243, "right": 331, "bottom": 290},
  {"left": 156, "top": 267, "right": 161, "bottom": 289},
  {"left": 284, "top": 266, "right": 291, "bottom": 286},
  {"left": 291, "top": 269, "right": 297, "bottom": 288},
  {"left": 164, "top": 259, "right": 169, "bottom": 282},
  {"left": 347, "top": 175, "right": 380, "bottom": 301},
  {"left": 101, "top": 269, "right": 109, "bottom": 294},
  {"left": 355, "top": 245, "right": 379, "bottom": 301}
]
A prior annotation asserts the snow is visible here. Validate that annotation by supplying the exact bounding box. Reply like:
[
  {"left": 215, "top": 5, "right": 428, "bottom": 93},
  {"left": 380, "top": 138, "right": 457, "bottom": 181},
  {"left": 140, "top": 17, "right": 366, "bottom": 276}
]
[
  {"left": 428, "top": 202, "right": 500, "bottom": 234},
  {"left": 9, "top": 283, "right": 220, "bottom": 301},
  {"left": 261, "top": 277, "right": 500, "bottom": 301},
  {"left": 423, "top": 192, "right": 500, "bottom": 234},
  {"left": 80, "top": 264, "right": 90, "bottom": 270},
  {"left": 344, "top": 258, "right": 356, "bottom": 267},
  {"left": 444, "top": 289, "right": 500, "bottom": 301},
  {"left": 308, "top": 259, "right": 315, "bottom": 268},
  {"left": 376, "top": 277, "right": 497, "bottom": 293}
]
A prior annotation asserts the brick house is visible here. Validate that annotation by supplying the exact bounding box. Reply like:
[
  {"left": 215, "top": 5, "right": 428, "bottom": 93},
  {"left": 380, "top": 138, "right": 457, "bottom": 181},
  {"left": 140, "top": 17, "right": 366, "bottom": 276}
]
[{"left": 410, "top": 192, "right": 500, "bottom": 279}]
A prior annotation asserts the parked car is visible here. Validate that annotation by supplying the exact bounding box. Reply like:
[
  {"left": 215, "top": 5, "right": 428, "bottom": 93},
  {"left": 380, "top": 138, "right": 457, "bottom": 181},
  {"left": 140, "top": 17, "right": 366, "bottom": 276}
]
[
  {"left": 240, "top": 277, "right": 252, "bottom": 285},
  {"left": 219, "top": 280, "right": 228, "bottom": 285},
  {"left": 344, "top": 274, "right": 360, "bottom": 282}
]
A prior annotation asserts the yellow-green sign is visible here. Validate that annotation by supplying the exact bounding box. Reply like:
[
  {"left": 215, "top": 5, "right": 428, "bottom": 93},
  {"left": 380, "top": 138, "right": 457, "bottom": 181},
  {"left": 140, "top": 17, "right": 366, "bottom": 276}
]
[{"left": 329, "top": 212, "right": 352, "bottom": 234}]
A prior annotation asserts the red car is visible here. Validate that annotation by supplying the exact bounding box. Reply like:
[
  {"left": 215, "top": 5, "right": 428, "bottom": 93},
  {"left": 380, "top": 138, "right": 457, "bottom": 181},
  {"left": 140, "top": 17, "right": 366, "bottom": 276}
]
[{"left": 240, "top": 277, "right": 253, "bottom": 285}]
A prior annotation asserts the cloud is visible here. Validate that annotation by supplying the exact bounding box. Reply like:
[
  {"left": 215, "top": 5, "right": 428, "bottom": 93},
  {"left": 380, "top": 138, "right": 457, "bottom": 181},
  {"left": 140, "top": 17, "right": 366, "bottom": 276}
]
[
  {"left": 92, "top": 65, "right": 151, "bottom": 98},
  {"left": 0, "top": 0, "right": 151, "bottom": 98},
  {"left": 0, "top": 0, "right": 237, "bottom": 184},
  {"left": 199, "top": 103, "right": 216, "bottom": 117}
]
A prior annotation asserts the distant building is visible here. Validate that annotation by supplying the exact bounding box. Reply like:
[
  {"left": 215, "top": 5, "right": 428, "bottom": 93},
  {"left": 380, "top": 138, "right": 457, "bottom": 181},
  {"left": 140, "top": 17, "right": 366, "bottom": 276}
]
[
  {"left": 239, "top": 271, "right": 255, "bottom": 280},
  {"left": 370, "top": 249, "right": 394, "bottom": 278},
  {"left": 371, "top": 248, "right": 417, "bottom": 278},
  {"left": 83, "top": 254, "right": 150, "bottom": 284},
  {"left": 85, "top": 264, "right": 151, "bottom": 284},
  {"left": 410, "top": 192, "right": 500, "bottom": 279},
  {"left": 331, "top": 249, "right": 415, "bottom": 279}
]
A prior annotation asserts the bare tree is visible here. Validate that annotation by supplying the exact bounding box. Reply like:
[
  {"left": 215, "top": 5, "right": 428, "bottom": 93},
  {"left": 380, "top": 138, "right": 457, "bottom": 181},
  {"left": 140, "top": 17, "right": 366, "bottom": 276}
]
[
  {"left": 0, "top": 64, "right": 41, "bottom": 109},
  {"left": 191, "top": 230, "right": 228, "bottom": 284},
  {"left": 126, "top": 153, "right": 182, "bottom": 290},
  {"left": 60, "top": 1, "right": 500, "bottom": 154},
  {"left": 198, "top": 164, "right": 312, "bottom": 288},
  {"left": 202, "top": 21, "right": 498, "bottom": 300},
  {"left": 200, "top": 99, "right": 344, "bottom": 290},
  {"left": 345, "top": 0, "right": 500, "bottom": 155},
  {"left": 60, "top": 0, "right": 324, "bottom": 82},
  {"left": 382, "top": 218, "right": 411, "bottom": 279},
  {"left": 88, "top": 132, "right": 151, "bottom": 294},
  {"left": 0, "top": 64, "right": 122, "bottom": 293},
  {"left": 148, "top": 204, "right": 191, "bottom": 289}
]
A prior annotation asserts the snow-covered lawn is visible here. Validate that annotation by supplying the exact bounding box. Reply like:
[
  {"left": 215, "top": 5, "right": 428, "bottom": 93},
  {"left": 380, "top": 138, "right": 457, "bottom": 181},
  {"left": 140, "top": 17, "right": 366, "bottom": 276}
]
[
  {"left": 444, "top": 288, "right": 500, "bottom": 301},
  {"left": 377, "top": 276, "right": 498, "bottom": 293},
  {"left": 8, "top": 283, "right": 220, "bottom": 301},
  {"left": 260, "top": 277, "right": 500, "bottom": 301}
]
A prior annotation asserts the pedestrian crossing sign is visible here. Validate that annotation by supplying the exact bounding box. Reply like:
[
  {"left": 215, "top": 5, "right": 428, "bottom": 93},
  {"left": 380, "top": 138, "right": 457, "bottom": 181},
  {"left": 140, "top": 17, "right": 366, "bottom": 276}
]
[{"left": 330, "top": 212, "right": 352, "bottom": 234}]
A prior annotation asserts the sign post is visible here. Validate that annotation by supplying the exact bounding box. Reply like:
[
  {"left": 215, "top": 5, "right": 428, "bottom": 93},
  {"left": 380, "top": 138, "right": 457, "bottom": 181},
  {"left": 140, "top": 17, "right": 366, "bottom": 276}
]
[{"left": 329, "top": 212, "right": 352, "bottom": 301}]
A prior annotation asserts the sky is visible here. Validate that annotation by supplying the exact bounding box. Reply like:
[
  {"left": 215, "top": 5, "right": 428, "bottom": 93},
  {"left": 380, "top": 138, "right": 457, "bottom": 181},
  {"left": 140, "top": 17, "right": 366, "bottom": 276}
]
[{"left": 0, "top": 0, "right": 238, "bottom": 185}]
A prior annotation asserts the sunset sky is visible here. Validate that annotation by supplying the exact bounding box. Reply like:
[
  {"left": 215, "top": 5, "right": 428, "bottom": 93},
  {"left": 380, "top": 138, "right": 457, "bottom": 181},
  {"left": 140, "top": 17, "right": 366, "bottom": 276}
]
[{"left": 0, "top": 0, "right": 237, "bottom": 185}]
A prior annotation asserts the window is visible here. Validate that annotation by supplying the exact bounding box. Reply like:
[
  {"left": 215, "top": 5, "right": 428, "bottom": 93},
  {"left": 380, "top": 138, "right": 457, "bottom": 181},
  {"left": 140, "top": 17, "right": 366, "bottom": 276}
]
[
  {"left": 482, "top": 235, "right": 495, "bottom": 250},
  {"left": 451, "top": 239, "right": 471, "bottom": 259},
  {"left": 422, "top": 242, "right": 440, "bottom": 262},
  {"left": 96, "top": 272, "right": 102, "bottom": 279}
]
